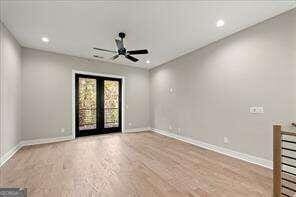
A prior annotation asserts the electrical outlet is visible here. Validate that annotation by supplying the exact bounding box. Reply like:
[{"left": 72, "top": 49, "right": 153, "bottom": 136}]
[
  {"left": 257, "top": 107, "right": 264, "bottom": 113},
  {"left": 169, "top": 125, "right": 172, "bottom": 130},
  {"left": 126, "top": 105, "right": 129, "bottom": 109},
  {"left": 224, "top": 137, "right": 229, "bottom": 144},
  {"left": 169, "top": 87, "right": 173, "bottom": 93},
  {"left": 128, "top": 122, "right": 132, "bottom": 126},
  {"left": 178, "top": 128, "right": 181, "bottom": 134},
  {"left": 60, "top": 128, "right": 65, "bottom": 133},
  {"left": 249, "top": 106, "right": 264, "bottom": 114}
]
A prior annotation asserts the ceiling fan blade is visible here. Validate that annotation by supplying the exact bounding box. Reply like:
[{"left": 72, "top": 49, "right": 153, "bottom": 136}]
[
  {"left": 125, "top": 55, "right": 139, "bottom": 62},
  {"left": 115, "top": 39, "right": 124, "bottom": 49},
  {"left": 111, "top": 54, "right": 119, "bottom": 60},
  {"left": 93, "top": 47, "right": 116, "bottom": 53},
  {"left": 127, "top": 49, "right": 148, "bottom": 55}
]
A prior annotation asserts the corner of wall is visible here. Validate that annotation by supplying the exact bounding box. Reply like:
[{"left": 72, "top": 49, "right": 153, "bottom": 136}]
[
  {"left": 0, "top": 21, "right": 5, "bottom": 160},
  {"left": 0, "top": 22, "right": 23, "bottom": 163}
]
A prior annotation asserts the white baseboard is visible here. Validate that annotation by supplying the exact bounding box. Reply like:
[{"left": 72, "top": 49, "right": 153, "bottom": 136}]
[
  {"left": 0, "top": 143, "right": 22, "bottom": 167},
  {"left": 2, "top": 130, "right": 273, "bottom": 170},
  {"left": 123, "top": 127, "right": 151, "bottom": 133},
  {"left": 20, "top": 135, "right": 73, "bottom": 146},
  {"left": 0, "top": 135, "right": 73, "bottom": 167},
  {"left": 151, "top": 128, "right": 273, "bottom": 169}
]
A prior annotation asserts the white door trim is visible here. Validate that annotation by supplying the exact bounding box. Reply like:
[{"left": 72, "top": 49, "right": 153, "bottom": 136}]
[{"left": 71, "top": 70, "right": 125, "bottom": 139}]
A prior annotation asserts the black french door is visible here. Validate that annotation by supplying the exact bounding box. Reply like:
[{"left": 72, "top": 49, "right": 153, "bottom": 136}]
[{"left": 75, "top": 74, "right": 122, "bottom": 137}]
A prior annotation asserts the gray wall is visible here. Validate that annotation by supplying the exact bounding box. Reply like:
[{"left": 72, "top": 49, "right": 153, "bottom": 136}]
[
  {"left": 150, "top": 9, "right": 296, "bottom": 161},
  {"left": 0, "top": 22, "right": 22, "bottom": 157},
  {"left": 21, "top": 48, "right": 149, "bottom": 140},
  {"left": 2, "top": 8, "right": 295, "bottom": 163}
]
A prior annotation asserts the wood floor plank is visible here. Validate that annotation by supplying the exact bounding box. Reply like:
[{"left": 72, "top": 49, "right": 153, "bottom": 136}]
[{"left": 0, "top": 131, "right": 272, "bottom": 196}]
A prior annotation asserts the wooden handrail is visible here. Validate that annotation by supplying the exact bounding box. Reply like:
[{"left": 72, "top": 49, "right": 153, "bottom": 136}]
[{"left": 273, "top": 125, "right": 282, "bottom": 197}]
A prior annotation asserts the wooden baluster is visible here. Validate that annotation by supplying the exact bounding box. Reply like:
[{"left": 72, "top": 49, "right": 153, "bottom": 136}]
[{"left": 273, "top": 125, "right": 282, "bottom": 197}]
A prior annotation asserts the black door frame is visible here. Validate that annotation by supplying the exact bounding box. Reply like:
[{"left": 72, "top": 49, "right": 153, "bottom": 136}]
[{"left": 75, "top": 73, "right": 122, "bottom": 137}]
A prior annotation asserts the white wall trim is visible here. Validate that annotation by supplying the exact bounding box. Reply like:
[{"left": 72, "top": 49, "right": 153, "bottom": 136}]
[
  {"left": 151, "top": 128, "right": 273, "bottom": 169},
  {"left": 0, "top": 126, "right": 147, "bottom": 166},
  {"left": 72, "top": 70, "right": 126, "bottom": 139},
  {"left": 0, "top": 135, "right": 73, "bottom": 167},
  {"left": 20, "top": 135, "right": 73, "bottom": 147},
  {"left": 0, "top": 22, "right": 5, "bottom": 168},
  {"left": 1, "top": 128, "right": 273, "bottom": 169},
  {"left": 123, "top": 127, "right": 151, "bottom": 133},
  {"left": 0, "top": 143, "right": 22, "bottom": 167}
]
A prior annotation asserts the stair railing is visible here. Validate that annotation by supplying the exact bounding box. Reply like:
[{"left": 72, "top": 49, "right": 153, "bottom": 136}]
[{"left": 273, "top": 124, "right": 296, "bottom": 197}]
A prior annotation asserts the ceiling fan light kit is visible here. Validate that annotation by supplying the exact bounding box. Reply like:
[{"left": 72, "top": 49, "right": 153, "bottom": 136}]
[{"left": 93, "top": 32, "right": 149, "bottom": 62}]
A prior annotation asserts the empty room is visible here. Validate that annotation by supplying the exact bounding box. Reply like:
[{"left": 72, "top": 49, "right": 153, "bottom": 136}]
[{"left": 0, "top": 1, "right": 296, "bottom": 196}]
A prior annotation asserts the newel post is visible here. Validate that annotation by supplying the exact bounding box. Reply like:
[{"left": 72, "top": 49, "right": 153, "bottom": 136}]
[{"left": 273, "top": 125, "right": 281, "bottom": 197}]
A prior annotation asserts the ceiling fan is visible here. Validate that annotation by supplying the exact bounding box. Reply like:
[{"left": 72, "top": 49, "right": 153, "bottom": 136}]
[{"left": 93, "top": 32, "right": 148, "bottom": 62}]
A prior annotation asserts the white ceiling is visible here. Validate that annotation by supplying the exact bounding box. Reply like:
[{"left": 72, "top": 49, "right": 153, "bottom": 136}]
[{"left": 1, "top": 1, "right": 295, "bottom": 69}]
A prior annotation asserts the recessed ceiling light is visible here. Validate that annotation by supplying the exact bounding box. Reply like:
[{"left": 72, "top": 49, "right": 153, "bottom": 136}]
[
  {"left": 41, "top": 36, "right": 50, "bottom": 43},
  {"left": 216, "top": 20, "right": 225, "bottom": 27},
  {"left": 146, "top": 60, "right": 150, "bottom": 64}
]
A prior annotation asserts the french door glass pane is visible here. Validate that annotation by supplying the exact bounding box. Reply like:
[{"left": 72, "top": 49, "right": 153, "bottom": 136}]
[
  {"left": 79, "top": 78, "right": 97, "bottom": 130},
  {"left": 104, "top": 80, "right": 119, "bottom": 128}
]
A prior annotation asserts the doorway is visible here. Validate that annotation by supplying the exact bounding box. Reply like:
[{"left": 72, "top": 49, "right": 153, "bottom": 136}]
[{"left": 75, "top": 74, "right": 122, "bottom": 137}]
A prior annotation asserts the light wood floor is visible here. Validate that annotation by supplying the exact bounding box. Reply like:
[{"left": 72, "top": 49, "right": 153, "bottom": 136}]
[{"left": 0, "top": 131, "right": 272, "bottom": 197}]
